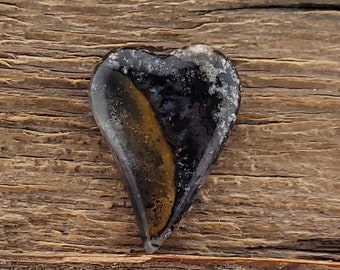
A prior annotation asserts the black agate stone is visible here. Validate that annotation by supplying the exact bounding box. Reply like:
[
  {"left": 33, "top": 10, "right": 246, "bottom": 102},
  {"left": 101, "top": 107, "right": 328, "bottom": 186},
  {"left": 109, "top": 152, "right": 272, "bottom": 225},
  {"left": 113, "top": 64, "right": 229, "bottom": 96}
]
[{"left": 90, "top": 45, "right": 241, "bottom": 253}]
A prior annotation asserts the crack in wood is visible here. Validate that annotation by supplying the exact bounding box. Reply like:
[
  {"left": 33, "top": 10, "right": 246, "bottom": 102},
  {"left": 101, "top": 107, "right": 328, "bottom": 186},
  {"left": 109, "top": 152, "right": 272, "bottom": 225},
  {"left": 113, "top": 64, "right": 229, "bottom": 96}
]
[{"left": 192, "top": 3, "right": 340, "bottom": 14}]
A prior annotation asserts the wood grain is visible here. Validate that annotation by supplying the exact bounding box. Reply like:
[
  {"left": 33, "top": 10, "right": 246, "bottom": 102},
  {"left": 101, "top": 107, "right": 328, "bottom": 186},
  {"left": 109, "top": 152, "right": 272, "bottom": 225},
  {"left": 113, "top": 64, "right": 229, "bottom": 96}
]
[{"left": 0, "top": 0, "right": 339, "bottom": 269}]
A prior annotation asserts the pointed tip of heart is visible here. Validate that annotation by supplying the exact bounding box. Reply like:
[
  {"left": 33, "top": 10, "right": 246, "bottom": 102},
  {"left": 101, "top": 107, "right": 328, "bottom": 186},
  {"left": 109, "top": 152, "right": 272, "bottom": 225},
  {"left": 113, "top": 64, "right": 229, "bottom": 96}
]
[{"left": 144, "top": 240, "right": 159, "bottom": 254}]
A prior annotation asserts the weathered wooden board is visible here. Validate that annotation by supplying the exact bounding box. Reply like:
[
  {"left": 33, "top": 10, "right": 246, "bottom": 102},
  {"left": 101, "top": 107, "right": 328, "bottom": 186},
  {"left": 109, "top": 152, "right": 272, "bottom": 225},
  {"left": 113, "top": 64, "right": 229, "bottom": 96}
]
[{"left": 0, "top": 0, "right": 339, "bottom": 269}]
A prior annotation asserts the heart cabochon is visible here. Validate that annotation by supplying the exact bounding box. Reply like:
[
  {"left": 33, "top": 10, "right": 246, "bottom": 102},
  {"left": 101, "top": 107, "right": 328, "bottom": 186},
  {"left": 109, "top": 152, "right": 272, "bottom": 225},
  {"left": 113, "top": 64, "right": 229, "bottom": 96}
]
[{"left": 90, "top": 45, "right": 241, "bottom": 253}]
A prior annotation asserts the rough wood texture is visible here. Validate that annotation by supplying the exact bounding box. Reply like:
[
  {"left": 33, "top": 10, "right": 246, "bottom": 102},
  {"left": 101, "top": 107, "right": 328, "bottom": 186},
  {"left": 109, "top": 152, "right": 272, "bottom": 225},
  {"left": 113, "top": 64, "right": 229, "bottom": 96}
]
[{"left": 0, "top": 0, "right": 339, "bottom": 269}]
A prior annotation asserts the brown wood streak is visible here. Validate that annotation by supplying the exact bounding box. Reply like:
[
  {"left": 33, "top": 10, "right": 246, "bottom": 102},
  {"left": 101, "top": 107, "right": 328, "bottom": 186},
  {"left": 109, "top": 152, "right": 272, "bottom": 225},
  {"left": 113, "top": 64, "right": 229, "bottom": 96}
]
[
  {"left": 1, "top": 253, "right": 340, "bottom": 269},
  {"left": 0, "top": 0, "right": 339, "bottom": 269}
]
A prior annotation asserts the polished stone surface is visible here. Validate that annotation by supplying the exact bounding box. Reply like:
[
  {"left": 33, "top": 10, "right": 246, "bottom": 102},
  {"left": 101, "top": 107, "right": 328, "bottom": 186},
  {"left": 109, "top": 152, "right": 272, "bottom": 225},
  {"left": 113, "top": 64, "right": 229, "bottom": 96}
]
[{"left": 90, "top": 45, "right": 241, "bottom": 253}]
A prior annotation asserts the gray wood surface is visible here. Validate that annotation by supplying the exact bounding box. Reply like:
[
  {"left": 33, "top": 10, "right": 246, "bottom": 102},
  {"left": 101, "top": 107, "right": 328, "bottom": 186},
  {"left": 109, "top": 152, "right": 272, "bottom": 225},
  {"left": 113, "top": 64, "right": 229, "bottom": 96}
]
[{"left": 0, "top": 0, "right": 339, "bottom": 269}]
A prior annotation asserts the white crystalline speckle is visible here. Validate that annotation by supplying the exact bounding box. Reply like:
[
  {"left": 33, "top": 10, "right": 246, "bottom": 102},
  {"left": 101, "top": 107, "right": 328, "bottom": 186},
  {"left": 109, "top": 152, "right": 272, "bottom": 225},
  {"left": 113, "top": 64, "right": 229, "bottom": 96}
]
[
  {"left": 108, "top": 53, "right": 120, "bottom": 69},
  {"left": 229, "top": 86, "right": 240, "bottom": 107},
  {"left": 146, "top": 61, "right": 155, "bottom": 72},
  {"left": 183, "top": 44, "right": 213, "bottom": 56},
  {"left": 164, "top": 228, "right": 172, "bottom": 239},
  {"left": 130, "top": 50, "right": 137, "bottom": 58},
  {"left": 108, "top": 53, "right": 117, "bottom": 62},
  {"left": 230, "top": 69, "right": 240, "bottom": 84},
  {"left": 221, "top": 58, "right": 231, "bottom": 70},
  {"left": 121, "top": 66, "right": 129, "bottom": 74},
  {"left": 217, "top": 119, "right": 227, "bottom": 144}
]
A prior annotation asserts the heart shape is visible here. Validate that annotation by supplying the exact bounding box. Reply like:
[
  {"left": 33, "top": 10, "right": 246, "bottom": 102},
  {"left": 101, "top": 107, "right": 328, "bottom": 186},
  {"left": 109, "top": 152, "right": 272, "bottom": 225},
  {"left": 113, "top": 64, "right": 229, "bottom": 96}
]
[{"left": 90, "top": 45, "right": 241, "bottom": 253}]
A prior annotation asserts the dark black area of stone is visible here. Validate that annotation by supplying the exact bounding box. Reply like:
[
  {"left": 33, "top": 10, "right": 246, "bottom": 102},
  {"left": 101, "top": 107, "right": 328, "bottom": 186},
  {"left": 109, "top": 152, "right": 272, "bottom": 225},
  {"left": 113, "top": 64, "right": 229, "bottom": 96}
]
[
  {"left": 90, "top": 45, "right": 241, "bottom": 254},
  {"left": 125, "top": 53, "right": 221, "bottom": 206}
]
